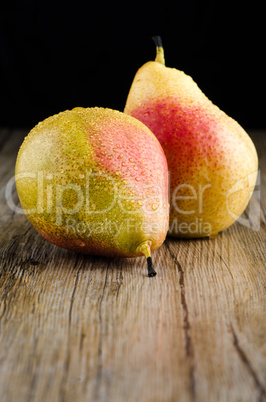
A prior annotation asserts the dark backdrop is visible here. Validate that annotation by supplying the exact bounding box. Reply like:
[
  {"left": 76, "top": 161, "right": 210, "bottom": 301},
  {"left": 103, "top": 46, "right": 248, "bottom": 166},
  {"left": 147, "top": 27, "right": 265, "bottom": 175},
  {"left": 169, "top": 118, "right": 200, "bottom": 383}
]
[{"left": 0, "top": 0, "right": 264, "bottom": 130}]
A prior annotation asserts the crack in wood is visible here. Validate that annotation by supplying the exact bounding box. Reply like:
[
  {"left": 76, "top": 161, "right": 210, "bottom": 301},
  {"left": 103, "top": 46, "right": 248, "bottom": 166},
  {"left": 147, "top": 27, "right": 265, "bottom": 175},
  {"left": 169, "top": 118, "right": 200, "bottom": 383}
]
[
  {"left": 59, "top": 258, "right": 84, "bottom": 401},
  {"left": 218, "top": 253, "right": 234, "bottom": 281},
  {"left": 164, "top": 241, "right": 196, "bottom": 401},
  {"left": 230, "top": 323, "right": 266, "bottom": 402},
  {"left": 93, "top": 266, "right": 109, "bottom": 400},
  {"left": 68, "top": 260, "right": 82, "bottom": 329},
  {"left": 116, "top": 265, "right": 123, "bottom": 300}
]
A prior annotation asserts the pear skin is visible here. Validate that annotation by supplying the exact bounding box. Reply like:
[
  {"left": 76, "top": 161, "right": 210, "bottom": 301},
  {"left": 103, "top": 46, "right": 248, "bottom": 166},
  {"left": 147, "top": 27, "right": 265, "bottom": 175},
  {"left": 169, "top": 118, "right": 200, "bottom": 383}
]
[
  {"left": 15, "top": 107, "right": 169, "bottom": 276},
  {"left": 124, "top": 37, "right": 258, "bottom": 238}
]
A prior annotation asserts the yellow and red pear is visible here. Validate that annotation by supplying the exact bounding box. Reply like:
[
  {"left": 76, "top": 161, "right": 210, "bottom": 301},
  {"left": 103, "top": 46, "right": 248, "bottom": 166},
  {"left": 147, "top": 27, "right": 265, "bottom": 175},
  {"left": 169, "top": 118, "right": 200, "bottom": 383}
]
[
  {"left": 15, "top": 107, "right": 169, "bottom": 276},
  {"left": 124, "top": 37, "right": 258, "bottom": 238}
]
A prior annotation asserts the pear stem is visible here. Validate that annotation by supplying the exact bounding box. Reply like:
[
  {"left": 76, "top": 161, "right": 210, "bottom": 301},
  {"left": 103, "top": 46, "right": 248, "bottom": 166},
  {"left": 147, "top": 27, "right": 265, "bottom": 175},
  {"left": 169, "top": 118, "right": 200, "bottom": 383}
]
[
  {"left": 152, "top": 36, "right": 165, "bottom": 65},
  {"left": 136, "top": 241, "right": 157, "bottom": 277}
]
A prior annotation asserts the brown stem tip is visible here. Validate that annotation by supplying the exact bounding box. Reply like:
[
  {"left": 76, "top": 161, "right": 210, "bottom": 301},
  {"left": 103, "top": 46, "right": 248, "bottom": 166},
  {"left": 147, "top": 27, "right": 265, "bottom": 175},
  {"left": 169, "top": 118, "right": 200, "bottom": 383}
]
[
  {"left": 152, "top": 35, "right": 163, "bottom": 48},
  {"left": 152, "top": 36, "right": 165, "bottom": 65},
  {"left": 147, "top": 257, "right": 157, "bottom": 277}
]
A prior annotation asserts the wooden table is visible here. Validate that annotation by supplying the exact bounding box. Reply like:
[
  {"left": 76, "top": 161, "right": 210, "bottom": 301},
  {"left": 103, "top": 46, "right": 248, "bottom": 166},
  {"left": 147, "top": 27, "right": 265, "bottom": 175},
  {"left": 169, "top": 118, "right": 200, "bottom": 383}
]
[{"left": 0, "top": 129, "right": 265, "bottom": 402}]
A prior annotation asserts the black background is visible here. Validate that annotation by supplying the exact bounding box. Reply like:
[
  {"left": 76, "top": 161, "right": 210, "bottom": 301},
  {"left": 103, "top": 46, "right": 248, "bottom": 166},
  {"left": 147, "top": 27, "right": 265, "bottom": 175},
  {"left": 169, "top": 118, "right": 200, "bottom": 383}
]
[{"left": 0, "top": 0, "right": 264, "bottom": 130}]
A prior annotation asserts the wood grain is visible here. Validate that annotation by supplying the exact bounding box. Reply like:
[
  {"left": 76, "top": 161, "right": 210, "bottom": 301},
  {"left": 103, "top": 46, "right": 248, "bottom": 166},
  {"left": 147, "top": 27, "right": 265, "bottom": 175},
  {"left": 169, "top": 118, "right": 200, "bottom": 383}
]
[{"left": 0, "top": 129, "right": 265, "bottom": 402}]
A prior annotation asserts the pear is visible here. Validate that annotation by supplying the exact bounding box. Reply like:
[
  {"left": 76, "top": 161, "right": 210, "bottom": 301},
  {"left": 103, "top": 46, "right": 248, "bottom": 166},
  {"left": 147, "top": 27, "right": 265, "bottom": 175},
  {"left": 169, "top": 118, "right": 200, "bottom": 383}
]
[
  {"left": 124, "top": 37, "right": 258, "bottom": 238},
  {"left": 15, "top": 107, "right": 169, "bottom": 276}
]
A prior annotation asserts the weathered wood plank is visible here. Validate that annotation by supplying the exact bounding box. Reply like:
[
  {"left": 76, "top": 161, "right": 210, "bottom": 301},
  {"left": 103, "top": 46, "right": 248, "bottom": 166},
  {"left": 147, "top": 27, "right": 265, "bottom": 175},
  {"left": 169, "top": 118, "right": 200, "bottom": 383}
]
[{"left": 0, "top": 129, "right": 265, "bottom": 402}]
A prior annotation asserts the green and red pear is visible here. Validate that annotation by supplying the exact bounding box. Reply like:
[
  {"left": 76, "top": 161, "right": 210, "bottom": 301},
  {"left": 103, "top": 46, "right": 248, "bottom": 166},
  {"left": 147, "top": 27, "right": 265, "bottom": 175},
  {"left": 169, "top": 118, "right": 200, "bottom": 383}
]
[
  {"left": 124, "top": 37, "right": 258, "bottom": 238},
  {"left": 15, "top": 107, "right": 169, "bottom": 276}
]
